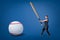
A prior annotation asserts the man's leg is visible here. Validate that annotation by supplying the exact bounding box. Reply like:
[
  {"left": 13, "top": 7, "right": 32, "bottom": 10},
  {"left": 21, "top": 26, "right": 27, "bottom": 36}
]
[
  {"left": 41, "top": 28, "right": 45, "bottom": 35},
  {"left": 46, "top": 27, "right": 50, "bottom": 36}
]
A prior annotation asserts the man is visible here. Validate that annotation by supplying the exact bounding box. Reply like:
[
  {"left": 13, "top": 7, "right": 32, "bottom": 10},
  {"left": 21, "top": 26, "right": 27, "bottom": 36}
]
[{"left": 40, "top": 15, "right": 50, "bottom": 36}]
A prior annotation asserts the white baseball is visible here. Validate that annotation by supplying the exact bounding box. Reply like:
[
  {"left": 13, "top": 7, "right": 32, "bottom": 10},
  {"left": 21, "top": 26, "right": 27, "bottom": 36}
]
[{"left": 8, "top": 21, "right": 23, "bottom": 36}]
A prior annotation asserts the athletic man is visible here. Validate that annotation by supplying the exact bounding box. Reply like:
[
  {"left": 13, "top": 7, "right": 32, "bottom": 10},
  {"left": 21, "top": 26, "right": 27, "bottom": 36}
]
[{"left": 40, "top": 15, "right": 50, "bottom": 36}]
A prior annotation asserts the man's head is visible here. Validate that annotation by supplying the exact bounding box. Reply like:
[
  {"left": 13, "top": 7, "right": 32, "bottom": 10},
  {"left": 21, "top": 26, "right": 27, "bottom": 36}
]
[{"left": 45, "top": 15, "right": 48, "bottom": 19}]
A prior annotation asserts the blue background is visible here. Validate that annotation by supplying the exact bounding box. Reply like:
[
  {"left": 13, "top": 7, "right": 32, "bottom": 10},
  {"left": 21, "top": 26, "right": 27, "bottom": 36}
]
[{"left": 0, "top": 0, "right": 60, "bottom": 40}]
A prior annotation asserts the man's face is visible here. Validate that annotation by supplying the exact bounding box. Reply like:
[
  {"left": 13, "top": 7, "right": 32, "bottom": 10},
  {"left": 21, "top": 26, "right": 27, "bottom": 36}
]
[{"left": 45, "top": 16, "right": 48, "bottom": 19}]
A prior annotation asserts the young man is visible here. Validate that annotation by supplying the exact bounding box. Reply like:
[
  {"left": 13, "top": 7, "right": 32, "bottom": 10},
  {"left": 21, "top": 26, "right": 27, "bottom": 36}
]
[{"left": 40, "top": 15, "right": 50, "bottom": 36}]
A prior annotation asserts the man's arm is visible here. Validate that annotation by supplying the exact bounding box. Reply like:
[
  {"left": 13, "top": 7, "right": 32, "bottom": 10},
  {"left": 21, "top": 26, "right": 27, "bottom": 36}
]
[
  {"left": 43, "top": 19, "right": 48, "bottom": 22},
  {"left": 40, "top": 19, "right": 48, "bottom": 22}
]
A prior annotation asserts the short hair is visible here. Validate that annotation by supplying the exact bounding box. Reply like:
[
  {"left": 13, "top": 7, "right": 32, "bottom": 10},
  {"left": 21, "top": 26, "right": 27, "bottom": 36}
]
[{"left": 45, "top": 15, "right": 48, "bottom": 17}]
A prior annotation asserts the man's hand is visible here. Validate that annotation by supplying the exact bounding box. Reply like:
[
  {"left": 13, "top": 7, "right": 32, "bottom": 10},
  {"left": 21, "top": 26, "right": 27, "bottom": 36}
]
[
  {"left": 40, "top": 20, "right": 43, "bottom": 22},
  {"left": 39, "top": 20, "right": 43, "bottom": 24}
]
